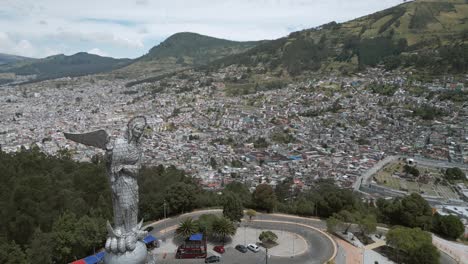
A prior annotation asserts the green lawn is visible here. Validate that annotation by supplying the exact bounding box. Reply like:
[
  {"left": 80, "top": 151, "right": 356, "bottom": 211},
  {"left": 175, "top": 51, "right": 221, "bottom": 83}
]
[{"left": 373, "top": 161, "right": 460, "bottom": 199}]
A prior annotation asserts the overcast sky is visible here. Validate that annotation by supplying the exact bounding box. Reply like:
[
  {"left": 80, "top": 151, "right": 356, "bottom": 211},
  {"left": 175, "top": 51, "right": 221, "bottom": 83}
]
[{"left": 0, "top": 0, "right": 403, "bottom": 59}]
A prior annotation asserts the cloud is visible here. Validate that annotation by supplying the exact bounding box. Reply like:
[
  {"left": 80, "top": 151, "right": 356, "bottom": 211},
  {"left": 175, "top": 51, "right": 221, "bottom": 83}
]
[
  {"left": 88, "top": 48, "right": 109, "bottom": 57},
  {"left": 135, "top": 0, "right": 149, "bottom": 6},
  {"left": 79, "top": 18, "right": 139, "bottom": 27},
  {"left": 0, "top": 32, "right": 37, "bottom": 57},
  {"left": 52, "top": 30, "right": 144, "bottom": 49}
]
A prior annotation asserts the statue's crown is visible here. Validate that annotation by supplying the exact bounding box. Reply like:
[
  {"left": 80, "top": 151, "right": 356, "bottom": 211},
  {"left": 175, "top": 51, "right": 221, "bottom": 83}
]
[{"left": 128, "top": 116, "right": 147, "bottom": 129}]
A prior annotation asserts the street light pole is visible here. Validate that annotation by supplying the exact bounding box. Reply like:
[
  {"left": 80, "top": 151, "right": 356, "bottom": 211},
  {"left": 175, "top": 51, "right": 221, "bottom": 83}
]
[
  {"left": 265, "top": 248, "right": 268, "bottom": 264},
  {"left": 292, "top": 234, "right": 295, "bottom": 258},
  {"left": 163, "top": 199, "right": 167, "bottom": 235},
  {"left": 244, "top": 225, "right": 246, "bottom": 246}
]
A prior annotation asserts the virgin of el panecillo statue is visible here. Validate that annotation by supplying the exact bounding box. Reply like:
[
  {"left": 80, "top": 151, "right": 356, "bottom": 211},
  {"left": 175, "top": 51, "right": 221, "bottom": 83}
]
[{"left": 64, "top": 116, "right": 149, "bottom": 264}]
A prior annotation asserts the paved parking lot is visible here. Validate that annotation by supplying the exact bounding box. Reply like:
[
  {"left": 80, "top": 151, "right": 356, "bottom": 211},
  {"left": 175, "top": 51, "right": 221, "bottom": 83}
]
[
  {"left": 149, "top": 219, "right": 334, "bottom": 264},
  {"left": 153, "top": 247, "right": 268, "bottom": 264}
]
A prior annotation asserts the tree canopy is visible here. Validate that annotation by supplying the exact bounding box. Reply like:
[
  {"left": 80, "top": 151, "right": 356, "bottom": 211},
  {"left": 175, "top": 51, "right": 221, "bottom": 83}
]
[
  {"left": 445, "top": 167, "right": 465, "bottom": 182},
  {"left": 0, "top": 148, "right": 222, "bottom": 263},
  {"left": 377, "top": 193, "right": 432, "bottom": 230},
  {"left": 432, "top": 214, "right": 464, "bottom": 240},
  {"left": 222, "top": 192, "right": 244, "bottom": 222},
  {"left": 259, "top": 231, "right": 278, "bottom": 244},
  {"left": 176, "top": 218, "right": 199, "bottom": 239},
  {"left": 252, "top": 184, "right": 277, "bottom": 213},
  {"left": 386, "top": 226, "right": 439, "bottom": 264},
  {"left": 211, "top": 217, "right": 237, "bottom": 244}
]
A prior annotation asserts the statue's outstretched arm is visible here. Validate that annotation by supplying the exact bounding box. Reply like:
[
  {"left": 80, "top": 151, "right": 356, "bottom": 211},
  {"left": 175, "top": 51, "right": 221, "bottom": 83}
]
[{"left": 63, "top": 129, "right": 110, "bottom": 150}]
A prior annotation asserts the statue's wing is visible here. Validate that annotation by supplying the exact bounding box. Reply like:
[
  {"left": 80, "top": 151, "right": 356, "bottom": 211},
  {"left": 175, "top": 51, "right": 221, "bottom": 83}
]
[{"left": 64, "top": 129, "right": 109, "bottom": 150}]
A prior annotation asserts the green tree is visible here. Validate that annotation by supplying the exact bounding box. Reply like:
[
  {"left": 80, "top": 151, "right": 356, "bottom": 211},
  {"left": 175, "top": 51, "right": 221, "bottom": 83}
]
[
  {"left": 176, "top": 218, "right": 199, "bottom": 239},
  {"left": 26, "top": 229, "right": 54, "bottom": 264},
  {"left": 295, "top": 198, "right": 315, "bottom": 216},
  {"left": 408, "top": 243, "right": 440, "bottom": 264},
  {"left": 275, "top": 177, "right": 293, "bottom": 202},
  {"left": 312, "top": 181, "right": 359, "bottom": 217},
  {"left": 326, "top": 217, "right": 342, "bottom": 233},
  {"left": 253, "top": 137, "right": 269, "bottom": 148},
  {"left": 445, "top": 167, "right": 465, "bottom": 181},
  {"left": 0, "top": 240, "right": 28, "bottom": 264},
  {"left": 210, "top": 157, "right": 218, "bottom": 169},
  {"left": 212, "top": 217, "right": 236, "bottom": 244},
  {"left": 224, "top": 182, "right": 252, "bottom": 206},
  {"left": 404, "top": 165, "right": 420, "bottom": 177},
  {"left": 432, "top": 214, "right": 464, "bottom": 240},
  {"left": 400, "top": 193, "right": 432, "bottom": 230},
  {"left": 259, "top": 231, "right": 278, "bottom": 244},
  {"left": 164, "top": 182, "right": 197, "bottom": 214},
  {"left": 387, "top": 226, "right": 439, "bottom": 264},
  {"left": 50, "top": 211, "right": 80, "bottom": 263},
  {"left": 75, "top": 215, "right": 106, "bottom": 254},
  {"left": 358, "top": 214, "right": 377, "bottom": 236},
  {"left": 223, "top": 192, "right": 244, "bottom": 222},
  {"left": 197, "top": 214, "right": 218, "bottom": 235},
  {"left": 246, "top": 209, "right": 257, "bottom": 221},
  {"left": 378, "top": 194, "right": 433, "bottom": 230},
  {"left": 253, "top": 184, "right": 277, "bottom": 213}
]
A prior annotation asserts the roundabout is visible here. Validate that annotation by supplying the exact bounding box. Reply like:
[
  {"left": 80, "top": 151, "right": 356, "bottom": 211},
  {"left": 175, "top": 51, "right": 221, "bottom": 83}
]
[{"left": 143, "top": 210, "right": 337, "bottom": 264}]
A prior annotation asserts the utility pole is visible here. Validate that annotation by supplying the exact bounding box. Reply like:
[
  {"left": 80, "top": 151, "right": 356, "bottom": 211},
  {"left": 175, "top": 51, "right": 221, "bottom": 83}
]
[
  {"left": 163, "top": 199, "right": 167, "bottom": 236},
  {"left": 265, "top": 248, "right": 268, "bottom": 264}
]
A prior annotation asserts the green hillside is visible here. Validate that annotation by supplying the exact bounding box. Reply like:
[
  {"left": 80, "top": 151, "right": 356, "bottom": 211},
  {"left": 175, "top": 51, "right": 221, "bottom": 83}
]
[
  {"left": 210, "top": 0, "right": 468, "bottom": 76},
  {"left": 0, "top": 52, "right": 131, "bottom": 83},
  {"left": 0, "top": 53, "right": 34, "bottom": 65},
  {"left": 115, "top": 32, "right": 262, "bottom": 79}
]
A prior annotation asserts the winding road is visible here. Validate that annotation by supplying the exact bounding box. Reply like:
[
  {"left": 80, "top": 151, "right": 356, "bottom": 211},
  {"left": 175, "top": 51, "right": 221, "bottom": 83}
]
[
  {"left": 143, "top": 209, "right": 462, "bottom": 264},
  {"left": 143, "top": 209, "right": 336, "bottom": 264}
]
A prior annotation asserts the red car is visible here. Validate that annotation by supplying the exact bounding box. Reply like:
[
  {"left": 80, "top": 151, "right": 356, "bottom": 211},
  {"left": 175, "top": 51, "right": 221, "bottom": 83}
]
[{"left": 213, "top": 245, "right": 225, "bottom": 254}]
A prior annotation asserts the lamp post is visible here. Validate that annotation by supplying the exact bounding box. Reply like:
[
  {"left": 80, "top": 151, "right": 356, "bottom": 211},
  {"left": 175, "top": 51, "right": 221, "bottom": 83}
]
[
  {"left": 244, "top": 225, "right": 246, "bottom": 246},
  {"left": 163, "top": 199, "right": 167, "bottom": 236},
  {"left": 292, "top": 234, "right": 295, "bottom": 258}
]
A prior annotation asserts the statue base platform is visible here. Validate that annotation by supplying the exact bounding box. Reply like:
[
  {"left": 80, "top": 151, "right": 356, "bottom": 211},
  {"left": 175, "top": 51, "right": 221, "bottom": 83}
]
[{"left": 104, "top": 241, "right": 147, "bottom": 264}]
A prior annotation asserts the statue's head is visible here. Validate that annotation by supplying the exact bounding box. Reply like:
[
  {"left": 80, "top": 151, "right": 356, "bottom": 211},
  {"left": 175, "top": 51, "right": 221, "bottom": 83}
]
[{"left": 127, "top": 116, "right": 147, "bottom": 143}]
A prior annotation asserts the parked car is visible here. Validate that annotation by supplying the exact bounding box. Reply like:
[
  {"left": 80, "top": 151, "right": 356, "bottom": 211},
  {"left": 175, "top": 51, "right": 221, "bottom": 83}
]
[
  {"left": 143, "top": 226, "right": 153, "bottom": 232},
  {"left": 235, "top": 244, "right": 248, "bottom": 253},
  {"left": 205, "top": 256, "right": 221, "bottom": 263},
  {"left": 213, "top": 245, "right": 225, "bottom": 254},
  {"left": 247, "top": 244, "right": 260, "bottom": 252}
]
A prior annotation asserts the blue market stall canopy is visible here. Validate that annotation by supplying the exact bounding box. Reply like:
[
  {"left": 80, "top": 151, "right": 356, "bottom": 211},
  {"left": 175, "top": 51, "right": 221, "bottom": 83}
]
[
  {"left": 189, "top": 233, "right": 203, "bottom": 241},
  {"left": 143, "top": 234, "right": 157, "bottom": 244}
]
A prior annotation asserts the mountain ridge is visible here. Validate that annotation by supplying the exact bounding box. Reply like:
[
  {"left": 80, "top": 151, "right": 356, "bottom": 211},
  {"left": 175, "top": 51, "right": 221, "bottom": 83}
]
[
  {"left": 0, "top": 52, "right": 131, "bottom": 84},
  {"left": 114, "top": 32, "right": 263, "bottom": 79},
  {"left": 207, "top": 0, "right": 468, "bottom": 76},
  {"left": 0, "top": 53, "right": 35, "bottom": 65}
]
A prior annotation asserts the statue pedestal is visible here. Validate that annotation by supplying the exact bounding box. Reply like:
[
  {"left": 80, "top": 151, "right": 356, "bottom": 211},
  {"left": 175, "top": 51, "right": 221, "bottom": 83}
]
[{"left": 104, "top": 241, "right": 147, "bottom": 264}]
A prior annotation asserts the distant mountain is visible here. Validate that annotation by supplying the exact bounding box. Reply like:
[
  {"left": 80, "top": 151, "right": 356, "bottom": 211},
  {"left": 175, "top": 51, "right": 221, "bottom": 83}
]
[
  {"left": 0, "top": 52, "right": 131, "bottom": 83},
  {"left": 116, "top": 32, "right": 262, "bottom": 79},
  {"left": 210, "top": 0, "right": 468, "bottom": 76},
  {"left": 0, "top": 53, "right": 35, "bottom": 65}
]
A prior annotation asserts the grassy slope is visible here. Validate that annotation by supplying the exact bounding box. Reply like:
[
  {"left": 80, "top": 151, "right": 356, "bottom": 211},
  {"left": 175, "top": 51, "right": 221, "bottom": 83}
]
[
  {"left": 210, "top": 0, "right": 468, "bottom": 75},
  {"left": 114, "top": 32, "right": 262, "bottom": 79}
]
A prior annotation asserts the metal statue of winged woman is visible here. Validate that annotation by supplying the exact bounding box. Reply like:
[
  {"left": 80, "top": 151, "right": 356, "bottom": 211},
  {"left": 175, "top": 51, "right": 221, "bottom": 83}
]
[{"left": 64, "top": 116, "right": 150, "bottom": 264}]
